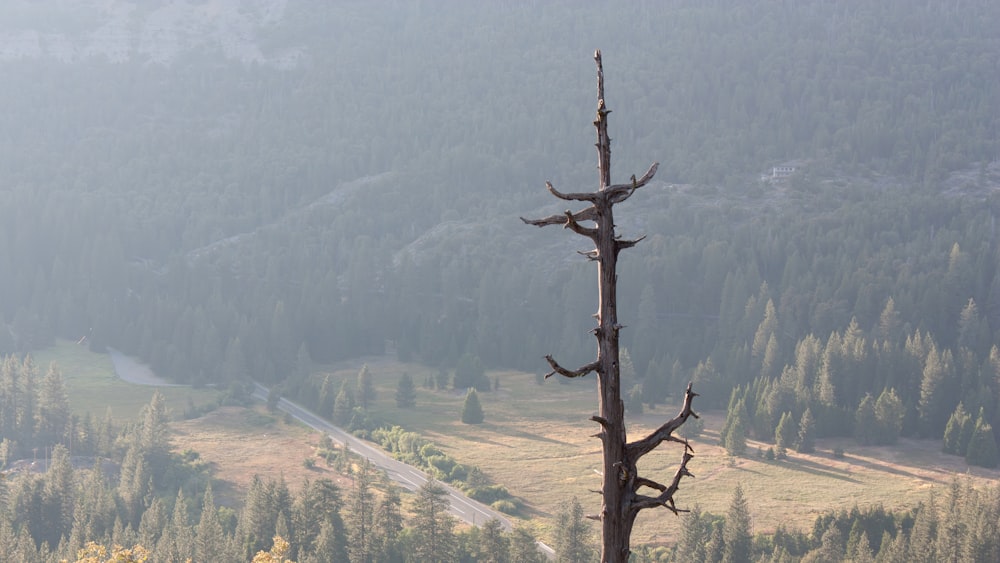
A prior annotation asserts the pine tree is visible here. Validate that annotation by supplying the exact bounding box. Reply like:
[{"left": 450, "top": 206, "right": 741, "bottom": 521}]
[
  {"left": 477, "top": 518, "right": 509, "bottom": 563},
  {"left": 410, "top": 480, "right": 456, "bottom": 563},
  {"left": 435, "top": 367, "right": 450, "bottom": 390},
  {"left": 137, "top": 497, "right": 168, "bottom": 551},
  {"left": 796, "top": 408, "right": 816, "bottom": 453},
  {"left": 816, "top": 333, "right": 841, "bottom": 408},
  {"left": 170, "top": 489, "right": 195, "bottom": 562},
  {"left": 356, "top": 364, "right": 376, "bottom": 410},
  {"left": 19, "top": 355, "right": 39, "bottom": 444},
  {"left": 395, "top": 373, "right": 416, "bottom": 408},
  {"left": 705, "top": 520, "right": 725, "bottom": 563},
  {"left": 641, "top": 356, "right": 666, "bottom": 408},
  {"left": 873, "top": 387, "right": 904, "bottom": 444},
  {"left": 348, "top": 460, "right": 376, "bottom": 563},
  {"left": 139, "top": 391, "right": 170, "bottom": 461},
  {"left": 908, "top": 496, "right": 938, "bottom": 563},
  {"left": 854, "top": 394, "right": 877, "bottom": 445},
  {"left": 509, "top": 526, "right": 544, "bottom": 563},
  {"left": 751, "top": 299, "right": 778, "bottom": 361},
  {"left": 272, "top": 475, "right": 294, "bottom": 543},
  {"left": 876, "top": 529, "right": 909, "bottom": 563},
  {"left": 934, "top": 481, "right": 966, "bottom": 563},
  {"left": 236, "top": 475, "right": 277, "bottom": 559},
  {"left": 461, "top": 389, "right": 485, "bottom": 424},
  {"left": 36, "top": 362, "right": 69, "bottom": 447},
  {"left": 555, "top": 497, "right": 594, "bottom": 563},
  {"left": 942, "top": 402, "right": 971, "bottom": 455},
  {"left": 196, "top": 483, "right": 229, "bottom": 563},
  {"left": 318, "top": 374, "right": 337, "bottom": 419},
  {"left": 878, "top": 297, "right": 902, "bottom": 344},
  {"left": 673, "top": 504, "right": 708, "bottom": 562},
  {"left": 724, "top": 399, "right": 748, "bottom": 457},
  {"left": 918, "top": 344, "right": 951, "bottom": 437},
  {"left": 618, "top": 347, "right": 636, "bottom": 387},
  {"left": 41, "top": 443, "right": 75, "bottom": 547},
  {"left": 957, "top": 298, "right": 982, "bottom": 352},
  {"left": 809, "top": 524, "right": 844, "bottom": 562},
  {"left": 722, "top": 484, "right": 753, "bottom": 563},
  {"left": 961, "top": 484, "right": 999, "bottom": 562},
  {"left": 118, "top": 444, "right": 153, "bottom": 529},
  {"left": 333, "top": 381, "right": 356, "bottom": 426},
  {"left": 761, "top": 333, "right": 781, "bottom": 381},
  {"left": 965, "top": 411, "right": 999, "bottom": 468},
  {"left": 846, "top": 527, "right": 875, "bottom": 563},
  {"left": 373, "top": 485, "right": 404, "bottom": 562},
  {"left": 624, "top": 384, "right": 644, "bottom": 416},
  {"left": 774, "top": 412, "right": 796, "bottom": 456},
  {"left": 294, "top": 478, "right": 347, "bottom": 562},
  {"left": 313, "top": 520, "right": 346, "bottom": 563}
]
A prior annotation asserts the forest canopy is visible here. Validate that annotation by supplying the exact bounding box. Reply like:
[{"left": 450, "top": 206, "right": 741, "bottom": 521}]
[{"left": 0, "top": 1, "right": 998, "bottom": 444}]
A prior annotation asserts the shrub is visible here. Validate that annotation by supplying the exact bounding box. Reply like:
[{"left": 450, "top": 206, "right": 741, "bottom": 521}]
[
  {"left": 467, "top": 484, "right": 511, "bottom": 505},
  {"left": 491, "top": 500, "right": 518, "bottom": 514}
]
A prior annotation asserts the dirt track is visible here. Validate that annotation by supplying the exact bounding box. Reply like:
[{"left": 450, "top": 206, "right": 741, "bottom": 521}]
[{"left": 107, "top": 347, "right": 178, "bottom": 386}]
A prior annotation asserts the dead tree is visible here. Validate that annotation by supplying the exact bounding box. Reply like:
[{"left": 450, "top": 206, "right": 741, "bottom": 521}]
[{"left": 521, "top": 51, "right": 698, "bottom": 563}]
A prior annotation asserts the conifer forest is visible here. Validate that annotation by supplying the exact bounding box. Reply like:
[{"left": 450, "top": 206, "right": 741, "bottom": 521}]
[{"left": 1, "top": 1, "right": 1000, "bottom": 561}]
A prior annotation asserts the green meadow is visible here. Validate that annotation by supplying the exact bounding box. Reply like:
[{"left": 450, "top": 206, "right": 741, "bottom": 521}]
[{"left": 31, "top": 340, "right": 222, "bottom": 423}]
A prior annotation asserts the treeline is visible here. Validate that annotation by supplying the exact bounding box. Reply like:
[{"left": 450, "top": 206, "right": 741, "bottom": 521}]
[
  {"left": 0, "top": 392, "right": 547, "bottom": 562},
  {"left": 1, "top": 1, "right": 999, "bottom": 397},
  {"left": 0, "top": 355, "right": 113, "bottom": 467},
  {"left": 631, "top": 480, "right": 1000, "bottom": 562},
  {"left": 705, "top": 273, "right": 1000, "bottom": 465}
]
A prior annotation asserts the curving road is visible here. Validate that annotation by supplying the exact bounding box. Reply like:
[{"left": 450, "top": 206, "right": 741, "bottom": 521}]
[
  {"left": 105, "top": 346, "right": 554, "bottom": 556},
  {"left": 252, "top": 383, "right": 555, "bottom": 558}
]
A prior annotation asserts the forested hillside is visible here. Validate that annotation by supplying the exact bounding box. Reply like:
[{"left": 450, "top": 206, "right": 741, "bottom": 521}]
[{"left": 1, "top": 1, "right": 999, "bottom": 450}]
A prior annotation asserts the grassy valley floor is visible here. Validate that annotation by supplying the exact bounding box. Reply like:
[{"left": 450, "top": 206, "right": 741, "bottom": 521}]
[{"left": 35, "top": 341, "right": 1000, "bottom": 547}]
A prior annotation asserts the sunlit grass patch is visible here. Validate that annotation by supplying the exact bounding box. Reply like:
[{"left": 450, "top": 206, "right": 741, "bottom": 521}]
[{"left": 32, "top": 339, "right": 222, "bottom": 422}]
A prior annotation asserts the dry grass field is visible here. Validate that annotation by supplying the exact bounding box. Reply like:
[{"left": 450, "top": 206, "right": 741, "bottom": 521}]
[
  {"left": 38, "top": 341, "right": 1000, "bottom": 547},
  {"left": 169, "top": 406, "right": 351, "bottom": 507},
  {"left": 324, "top": 357, "right": 1000, "bottom": 546}
]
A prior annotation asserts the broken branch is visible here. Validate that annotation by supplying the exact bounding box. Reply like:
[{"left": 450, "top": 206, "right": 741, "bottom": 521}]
[
  {"left": 547, "top": 181, "right": 601, "bottom": 203},
  {"left": 520, "top": 205, "right": 597, "bottom": 228},
  {"left": 629, "top": 449, "right": 696, "bottom": 513},
  {"left": 626, "top": 382, "right": 699, "bottom": 459},
  {"left": 543, "top": 355, "right": 599, "bottom": 379},
  {"left": 615, "top": 235, "right": 646, "bottom": 252},
  {"left": 605, "top": 162, "right": 659, "bottom": 203},
  {"left": 563, "top": 210, "right": 599, "bottom": 239}
]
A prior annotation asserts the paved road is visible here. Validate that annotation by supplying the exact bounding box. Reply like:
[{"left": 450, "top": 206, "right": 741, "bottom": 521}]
[
  {"left": 102, "top": 346, "right": 553, "bottom": 557},
  {"left": 252, "top": 383, "right": 555, "bottom": 558}
]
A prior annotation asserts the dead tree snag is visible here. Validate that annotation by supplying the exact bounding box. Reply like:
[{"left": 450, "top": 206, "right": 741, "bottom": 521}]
[{"left": 521, "top": 51, "right": 698, "bottom": 563}]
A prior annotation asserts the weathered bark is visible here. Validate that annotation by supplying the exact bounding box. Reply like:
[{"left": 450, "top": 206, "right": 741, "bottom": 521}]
[{"left": 522, "top": 50, "right": 698, "bottom": 563}]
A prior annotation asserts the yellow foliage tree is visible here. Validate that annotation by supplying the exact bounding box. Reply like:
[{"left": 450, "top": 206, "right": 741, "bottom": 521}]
[
  {"left": 72, "top": 542, "right": 152, "bottom": 563},
  {"left": 251, "top": 536, "right": 296, "bottom": 563}
]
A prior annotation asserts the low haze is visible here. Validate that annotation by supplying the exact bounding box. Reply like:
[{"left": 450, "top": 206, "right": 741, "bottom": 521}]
[{"left": 1, "top": 1, "right": 999, "bottom": 561}]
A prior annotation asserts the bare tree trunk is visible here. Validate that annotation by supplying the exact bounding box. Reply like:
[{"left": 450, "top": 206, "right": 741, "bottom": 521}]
[{"left": 522, "top": 51, "right": 698, "bottom": 563}]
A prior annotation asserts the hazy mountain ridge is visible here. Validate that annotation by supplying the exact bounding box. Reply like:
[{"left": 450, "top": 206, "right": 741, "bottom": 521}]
[
  {"left": 0, "top": 0, "right": 301, "bottom": 67},
  {"left": 0, "top": 0, "right": 998, "bottom": 382}
]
